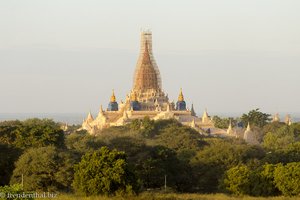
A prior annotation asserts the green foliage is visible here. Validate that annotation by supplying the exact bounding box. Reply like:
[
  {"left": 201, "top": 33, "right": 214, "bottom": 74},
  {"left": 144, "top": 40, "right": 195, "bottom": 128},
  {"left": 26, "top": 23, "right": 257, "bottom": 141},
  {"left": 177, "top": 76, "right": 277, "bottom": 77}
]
[
  {"left": 133, "top": 145, "right": 193, "bottom": 192},
  {"left": 2, "top": 118, "right": 300, "bottom": 197},
  {"left": 10, "top": 146, "right": 75, "bottom": 192},
  {"left": 0, "top": 144, "right": 22, "bottom": 186},
  {"left": 223, "top": 165, "right": 252, "bottom": 195},
  {"left": 250, "top": 164, "right": 279, "bottom": 196},
  {"left": 127, "top": 118, "right": 181, "bottom": 138},
  {"left": 65, "top": 131, "right": 105, "bottom": 155},
  {"left": 0, "top": 184, "right": 33, "bottom": 200},
  {"left": 154, "top": 123, "right": 204, "bottom": 155},
  {"left": 274, "top": 162, "right": 300, "bottom": 196},
  {"left": 290, "top": 123, "right": 300, "bottom": 141},
  {"left": 224, "top": 162, "right": 300, "bottom": 197},
  {"left": 263, "top": 143, "right": 300, "bottom": 164},
  {"left": 13, "top": 118, "right": 65, "bottom": 149},
  {"left": 213, "top": 116, "right": 237, "bottom": 129},
  {"left": 223, "top": 164, "right": 279, "bottom": 196},
  {"left": 262, "top": 122, "right": 286, "bottom": 135},
  {"left": 108, "top": 136, "right": 146, "bottom": 159},
  {"left": 49, "top": 192, "right": 300, "bottom": 200},
  {"left": 262, "top": 124, "right": 300, "bottom": 164},
  {"left": 283, "top": 142, "right": 300, "bottom": 162},
  {"left": 0, "top": 119, "right": 66, "bottom": 186},
  {"left": 263, "top": 126, "right": 295, "bottom": 151},
  {"left": 73, "top": 146, "right": 137, "bottom": 196},
  {"left": 191, "top": 138, "right": 265, "bottom": 193},
  {"left": 140, "top": 117, "right": 156, "bottom": 137},
  {"left": 241, "top": 109, "right": 271, "bottom": 128},
  {"left": 0, "top": 118, "right": 65, "bottom": 149},
  {"left": 0, "top": 120, "right": 21, "bottom": 145}
]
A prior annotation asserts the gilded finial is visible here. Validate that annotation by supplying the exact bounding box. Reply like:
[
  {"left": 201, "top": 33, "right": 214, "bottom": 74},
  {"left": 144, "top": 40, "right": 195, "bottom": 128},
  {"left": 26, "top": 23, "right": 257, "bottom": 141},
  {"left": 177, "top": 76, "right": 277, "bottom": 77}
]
[
  {"left": 178, "top": 88, "right": 184, "bottom": 101},
  {"left": 110, "top": 89, "right": 116, "bottom": 102}
]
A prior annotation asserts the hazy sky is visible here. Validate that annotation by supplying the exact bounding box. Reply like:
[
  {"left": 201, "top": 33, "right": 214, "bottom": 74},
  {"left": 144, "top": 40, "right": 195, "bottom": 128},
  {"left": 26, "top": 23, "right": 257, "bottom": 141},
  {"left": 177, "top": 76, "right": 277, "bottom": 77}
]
[{"left": 0, "top": 0, "right": 299, "bottom": 115}]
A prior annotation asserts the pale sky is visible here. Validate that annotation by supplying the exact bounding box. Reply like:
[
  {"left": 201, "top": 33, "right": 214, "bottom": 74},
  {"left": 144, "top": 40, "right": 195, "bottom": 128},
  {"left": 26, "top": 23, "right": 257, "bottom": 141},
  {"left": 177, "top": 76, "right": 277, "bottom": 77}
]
[{"left": 0, "top": 0, "right": 299, "bottom": 115}]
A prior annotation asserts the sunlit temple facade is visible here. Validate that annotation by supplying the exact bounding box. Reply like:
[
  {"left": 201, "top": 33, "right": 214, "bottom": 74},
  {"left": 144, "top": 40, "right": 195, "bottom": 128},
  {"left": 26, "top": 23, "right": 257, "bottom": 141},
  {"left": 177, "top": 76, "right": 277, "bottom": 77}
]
[
  {"left": 81, "top": 31, "right": 294, "bottom": 143},
  {"left": 82, "top": 31, "right": 214, "bottom": 135}
]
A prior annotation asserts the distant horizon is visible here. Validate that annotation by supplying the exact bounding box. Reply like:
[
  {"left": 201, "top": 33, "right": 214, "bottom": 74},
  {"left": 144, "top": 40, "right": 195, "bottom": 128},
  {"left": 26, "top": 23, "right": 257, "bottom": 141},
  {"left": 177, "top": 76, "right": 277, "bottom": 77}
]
[{"left": 1, "top": 111, "right": 300, "bottom": 125}]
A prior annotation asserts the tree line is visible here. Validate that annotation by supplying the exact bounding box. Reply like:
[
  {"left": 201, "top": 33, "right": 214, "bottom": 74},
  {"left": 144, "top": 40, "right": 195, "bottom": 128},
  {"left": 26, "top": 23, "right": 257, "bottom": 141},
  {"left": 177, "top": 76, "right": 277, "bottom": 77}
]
[{"left": 0, "top": 109, "right": 300, "bottom": 197}]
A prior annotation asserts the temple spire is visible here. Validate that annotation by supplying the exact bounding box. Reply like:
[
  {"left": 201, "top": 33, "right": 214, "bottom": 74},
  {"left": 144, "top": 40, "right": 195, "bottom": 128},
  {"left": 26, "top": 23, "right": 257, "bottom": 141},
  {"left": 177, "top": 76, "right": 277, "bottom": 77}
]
[
  {"left": 87, "top": 111, "right": 93, "bottom": 120},
  {"left": 110, "top": 89, "right": 116, "bottom": 102},
  {"left": 191, "top": 103, "right": 196, "bottom": 116},
  {"left": 190, "top": 119, "right": 196, "bottom": 128},
  {"left": 285, "top": 114, "right": 292, "bottom": 125},
  {"left": 99, "top": 105, "right": 104, "bottom": 115},
  {"left": 246, "top": 122, "right": 251, "bottom": 131},
  {"left": 227, "top": 120, "right": 234, "bottom": 135},
  {"left": 133, "top": 31, "right": 161, "bottom": 92},
  {"left": 202, "top": 108, "right": 209, "bottom": 123},
  {"left": 141, "top": 40, "right": 151, "bottom": 65},
  {"left": 178, "top": 88, "right": 184, "bottom": 101},
  {"left": 203, "top": 108, "right": 208, "bottom": 118},
  {"left": 272, "top": 113, "right": 280, "bottom": 122},
  {"left": 86, "top": 111, "right": 94, "bottom": 123},
  {"left": 166, "top": 103, "right": 170, "bottom": 112}
]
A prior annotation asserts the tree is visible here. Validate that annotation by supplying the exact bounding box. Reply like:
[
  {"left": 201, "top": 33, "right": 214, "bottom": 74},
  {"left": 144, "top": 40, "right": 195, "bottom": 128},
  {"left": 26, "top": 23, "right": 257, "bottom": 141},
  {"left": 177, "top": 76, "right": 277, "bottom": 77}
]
[
  {"left": 133, "top": 145, "right": 193, "bottom": 192},
  {"left": 223, "top": 164, "right": 280, "bottom": 196},
  {"left": 73, "top": 146, "right": 137, "bottom": 196},
  {"left": 140, "top": 117, "right": 155, "bottom": 137},
  {"left": 290, "top": 122, "right": 300, "bottom": 141},
  {"left": 241, "top": 108, "right": 271, "bottom": 128},
  {"left": 263, "top": 126, "right": 295, "bottom": 151},
  {"left": 13, "top": 119, "right": 65, "bottom": 149},
  {"left": 262, "top": 121, "right": 286, "bottom": 135},
  {"left": 250, "top": 164, "right": 279, "bottom": 196},
  {"left": 65, "top": 131, "right": 105, "bottom": 155},
  {"left": 263, "top": 142, "right": 300, "bottom": 164},
  {"left": 223, "top": 165, "right": 252, "bottom": 195},
  {"left": 213, "top": 116, "right": 237, "bottom": 129},
  {"left": 0, "top": 144, "right": 22, "bottom": 186},
  {"left": 10, "top": 146, "right": 75, "bottom": 192},
  {"left": 190, "top": 138, "right": 264, "bottom": 193},
  {"left": 274, "top": 162, "right": 300, "bottom": 196},
  {"left": 108, "top": 136, "right": 146, "bottom": 159},
  {"left": 154, "top": 124, "right": 204, "bottom": 155},
  {"left": 0, "top": 120, "right": 22, "bottom": 145},
  {"left": 0, "top": 184, "right": 33, "bottom": 200}
]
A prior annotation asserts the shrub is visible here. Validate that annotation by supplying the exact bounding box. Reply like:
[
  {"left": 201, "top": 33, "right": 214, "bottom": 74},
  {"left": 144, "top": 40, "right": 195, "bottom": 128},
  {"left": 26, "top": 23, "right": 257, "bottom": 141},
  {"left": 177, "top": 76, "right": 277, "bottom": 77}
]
[
  {"left": 73, "top": 146, "right": 137, "bottom": 196},
  {"left": 10, "top": 146, "right": 75, "bottom": 192},
  {"left": 0, "top": 184, "right": 33, "bottom": 200},
  {"left": 274, "top": 162, "right": 300, "bottom": 196},
  {"left": 223, "top": 165, "right": 251, "bottom": 195}
]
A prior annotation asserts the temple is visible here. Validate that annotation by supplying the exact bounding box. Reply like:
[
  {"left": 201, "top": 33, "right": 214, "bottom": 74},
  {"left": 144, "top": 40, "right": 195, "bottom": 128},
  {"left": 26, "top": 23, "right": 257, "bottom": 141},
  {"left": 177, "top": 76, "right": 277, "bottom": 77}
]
[
  {"left": 82, "top": 31, "right": 214, "bottom": 135},
  {"left": 81, "top": 31, "right": 294, "bottom": 144}
]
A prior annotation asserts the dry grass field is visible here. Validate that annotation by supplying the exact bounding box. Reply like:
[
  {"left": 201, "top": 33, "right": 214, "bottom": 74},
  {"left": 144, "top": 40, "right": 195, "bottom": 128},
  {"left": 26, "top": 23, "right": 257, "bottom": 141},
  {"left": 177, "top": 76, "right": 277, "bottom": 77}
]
[{"left": 56, "top": 192, "right": 300, "bottom": 200}]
